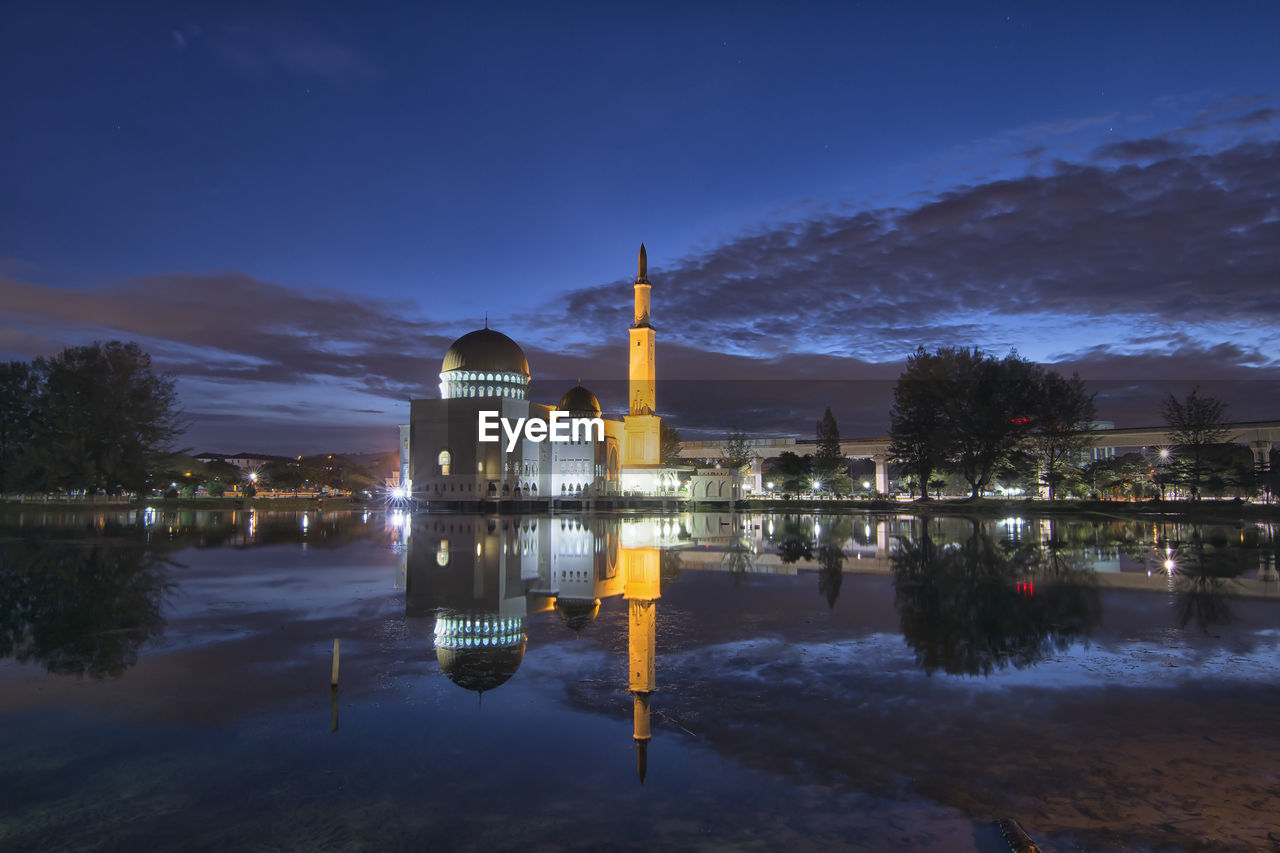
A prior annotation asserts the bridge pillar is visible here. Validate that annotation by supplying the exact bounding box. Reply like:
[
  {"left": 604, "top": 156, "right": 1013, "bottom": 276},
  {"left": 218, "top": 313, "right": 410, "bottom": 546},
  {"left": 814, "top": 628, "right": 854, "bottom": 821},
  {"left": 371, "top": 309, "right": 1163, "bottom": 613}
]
[
  {"left": 751, "top": 457, "right": 763, "bottom": 495},
  {"left": 873, "top": 455, "right": 889, "bottom": 494},
  {"left": 1252, "top": 440, "right": 1272, "bottom": 472},
  {"left": 876, "top": 520, "right": 888, "bottom": 559}
]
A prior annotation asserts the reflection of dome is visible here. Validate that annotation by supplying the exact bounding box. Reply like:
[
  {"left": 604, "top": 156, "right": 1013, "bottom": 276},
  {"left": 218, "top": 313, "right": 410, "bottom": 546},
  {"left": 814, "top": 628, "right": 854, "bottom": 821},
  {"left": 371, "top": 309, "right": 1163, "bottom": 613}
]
[
  {"left": 557, "top": 384, "right": 602, "bottom": 417},
  {"left": 555, "top": 597, "right": 600, "bottom": 633},
  {"left": 433, "top": 611, "right": 526, "bottom": 693},
  {"left": 439, "top": 328, "right": 531, "bottom": 400}
]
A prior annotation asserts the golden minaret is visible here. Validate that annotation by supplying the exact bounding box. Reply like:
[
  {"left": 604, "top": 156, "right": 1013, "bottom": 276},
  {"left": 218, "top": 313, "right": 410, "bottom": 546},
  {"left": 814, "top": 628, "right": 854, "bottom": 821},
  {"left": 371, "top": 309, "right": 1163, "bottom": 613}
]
[{"left": 623, "top": 244, "right": 661, "bottom": 469}]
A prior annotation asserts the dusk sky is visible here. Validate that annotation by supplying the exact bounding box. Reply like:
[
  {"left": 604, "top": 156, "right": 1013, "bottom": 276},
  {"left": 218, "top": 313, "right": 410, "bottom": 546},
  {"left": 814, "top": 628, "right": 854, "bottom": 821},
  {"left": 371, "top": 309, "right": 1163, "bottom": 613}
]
[{"left": 3, "top": 1, "right": 1279, "bottom": 454}]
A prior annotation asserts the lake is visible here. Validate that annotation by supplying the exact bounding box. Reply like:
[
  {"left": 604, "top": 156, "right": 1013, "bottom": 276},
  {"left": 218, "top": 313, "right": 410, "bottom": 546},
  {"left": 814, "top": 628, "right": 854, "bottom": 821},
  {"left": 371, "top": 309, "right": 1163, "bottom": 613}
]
[{"left": 1, "top": 508, "right": 1278, "bottom": 852}]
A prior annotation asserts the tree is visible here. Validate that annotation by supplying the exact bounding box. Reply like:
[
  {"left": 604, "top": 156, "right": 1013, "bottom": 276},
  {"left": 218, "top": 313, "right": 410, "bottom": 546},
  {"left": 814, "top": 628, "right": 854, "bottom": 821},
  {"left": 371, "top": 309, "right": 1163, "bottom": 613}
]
[
  {"left": 768, "top": 451, "right": 811, "bottom": 496},
  {"left": 813, "top": 408, "right": 848, "bottom": 493},
  {"left": 263, "top": 462, "right": 307, "bottom": 492},
  {"left": 889, "top": 347, "right": 953, "bottom": 500},
  {"left": 1089, "top": 452, "right": 1156, "bottom": 500},
  {"left": 1161, "top": 387, "right": 1231, "bottom": 500},
  {"left": 0, "top": 361, "right": 39, "bottom": 493},
  {"left": 26, "top": 342, "right": 186, "bottom": 496},
  {"left": 1028, "top": 371, "right": 1097, "bottom": 500},
  {"left": 721, "top": 428, "right": 756, "bottom": 473},
  {"left": 659, "top": 422, "right": 683, "bottom": 466},
  {"left": 947, "top": 349, "right": 1042, "bottom": 499}
]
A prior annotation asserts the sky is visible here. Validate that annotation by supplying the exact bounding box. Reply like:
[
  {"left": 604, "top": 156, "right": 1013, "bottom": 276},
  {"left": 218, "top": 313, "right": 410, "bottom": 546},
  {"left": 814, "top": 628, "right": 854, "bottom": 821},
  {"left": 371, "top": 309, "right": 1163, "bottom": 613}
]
[{"left": 2, "top": 1, "right": 1279, "bottom": 454}]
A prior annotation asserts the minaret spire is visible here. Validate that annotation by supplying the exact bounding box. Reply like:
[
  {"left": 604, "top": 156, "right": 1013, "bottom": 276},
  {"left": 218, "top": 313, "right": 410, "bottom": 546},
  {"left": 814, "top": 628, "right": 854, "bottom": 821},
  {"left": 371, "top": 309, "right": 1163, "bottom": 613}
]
[{"left": 627, "top": 243, "right": 657, "bottom": 423}]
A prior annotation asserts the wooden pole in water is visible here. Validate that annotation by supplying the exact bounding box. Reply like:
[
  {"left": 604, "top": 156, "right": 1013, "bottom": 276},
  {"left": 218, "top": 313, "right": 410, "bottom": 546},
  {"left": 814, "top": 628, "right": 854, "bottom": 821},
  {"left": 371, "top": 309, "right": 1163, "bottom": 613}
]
[{"left": 331, "top": 638, "right": 340, "bottom": 686}]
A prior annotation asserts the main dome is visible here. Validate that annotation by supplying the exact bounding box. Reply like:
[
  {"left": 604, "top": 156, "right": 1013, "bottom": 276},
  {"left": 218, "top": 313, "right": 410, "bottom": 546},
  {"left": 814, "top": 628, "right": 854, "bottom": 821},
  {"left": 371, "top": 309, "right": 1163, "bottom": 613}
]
[
  {"left": 433, "top": 611, "right": 527, "bottom": 694},
  {"left": 439, "top": 327, "right": 531, "bottom": 400},
  {"left": 441, "top": 328, "right": 530, "bottom": 376}
]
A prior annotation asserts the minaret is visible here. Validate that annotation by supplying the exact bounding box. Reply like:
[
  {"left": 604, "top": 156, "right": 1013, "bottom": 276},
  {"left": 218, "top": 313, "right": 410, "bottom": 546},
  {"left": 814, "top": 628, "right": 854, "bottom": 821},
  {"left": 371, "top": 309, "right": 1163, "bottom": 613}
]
[{"left": 629, "top": 244, "right": 655, "bottom": 416}]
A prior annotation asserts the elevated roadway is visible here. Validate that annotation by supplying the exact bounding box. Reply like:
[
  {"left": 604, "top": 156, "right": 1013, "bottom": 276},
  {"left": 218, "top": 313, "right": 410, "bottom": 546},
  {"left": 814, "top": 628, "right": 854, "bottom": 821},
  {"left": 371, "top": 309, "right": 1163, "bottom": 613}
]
[{"left": 679, "top": 420, "right": 1280, "bottom": 493}]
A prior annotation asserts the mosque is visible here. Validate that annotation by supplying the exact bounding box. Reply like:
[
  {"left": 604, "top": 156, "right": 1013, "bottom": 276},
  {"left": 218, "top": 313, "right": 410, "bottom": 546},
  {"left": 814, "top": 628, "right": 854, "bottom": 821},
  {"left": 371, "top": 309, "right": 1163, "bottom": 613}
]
[{"left": 404, "top": 245, "right": 677, "bottom": 502}]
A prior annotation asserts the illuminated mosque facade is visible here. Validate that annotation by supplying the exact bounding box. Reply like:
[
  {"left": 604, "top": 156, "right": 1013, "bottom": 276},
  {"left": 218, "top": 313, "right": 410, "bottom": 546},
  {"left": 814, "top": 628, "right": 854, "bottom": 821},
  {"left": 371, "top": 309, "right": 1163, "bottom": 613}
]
[{"left": 405, "top": 245, "right": 674, "bottom": 502}]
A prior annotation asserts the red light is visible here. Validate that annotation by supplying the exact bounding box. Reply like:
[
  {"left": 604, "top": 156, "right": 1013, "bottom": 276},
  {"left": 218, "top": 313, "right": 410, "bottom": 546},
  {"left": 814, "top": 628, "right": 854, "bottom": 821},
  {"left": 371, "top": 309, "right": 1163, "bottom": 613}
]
[{"left": 1010, "top": 416, "right": 1031, "bottom": 424}]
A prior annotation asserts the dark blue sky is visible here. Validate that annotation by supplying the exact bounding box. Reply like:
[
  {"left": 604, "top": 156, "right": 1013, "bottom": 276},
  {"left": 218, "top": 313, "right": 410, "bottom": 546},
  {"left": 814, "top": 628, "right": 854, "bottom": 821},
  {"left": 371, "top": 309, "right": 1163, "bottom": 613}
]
[{"left": 3, "top": 1, "right": 1279, "bottom": 452}]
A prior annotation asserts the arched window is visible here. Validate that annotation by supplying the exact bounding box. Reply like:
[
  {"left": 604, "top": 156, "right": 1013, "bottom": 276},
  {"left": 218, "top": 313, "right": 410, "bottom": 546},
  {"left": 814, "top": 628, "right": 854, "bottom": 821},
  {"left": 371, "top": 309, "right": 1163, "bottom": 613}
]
[{"left": 438, "top": 449, "right": 452, "bottom": 476}]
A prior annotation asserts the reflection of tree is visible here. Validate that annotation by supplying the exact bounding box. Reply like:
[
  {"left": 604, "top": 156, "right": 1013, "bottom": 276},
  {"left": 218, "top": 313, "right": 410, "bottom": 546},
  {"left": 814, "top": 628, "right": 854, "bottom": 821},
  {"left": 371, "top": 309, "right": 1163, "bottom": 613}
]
[
  {"left": 767, "top": 515, "right": 849, "bottom": 607},
  {"left": 769, "top": 516, "right": 812, "bottom": 564},
  {"left": 816, "top": 543, "right": 843, "bottom": 608},
  {"left": 0, "top": 528, "right": 172, "bottom": 678},
  {"left": 891, "top": 524, "right": 1101, "bottom": 676},
  {"left": 1172, "top": 530, "right": 1249, "bottom": 632},
  {"left": 721, "top": 533, "right": 754, "bottom": 583},
  {"left": 659, "top": 549, "right": 682, "bottom": 583},
  {"left": 815, "top": 517, "right": 853, "bottom": 608}
]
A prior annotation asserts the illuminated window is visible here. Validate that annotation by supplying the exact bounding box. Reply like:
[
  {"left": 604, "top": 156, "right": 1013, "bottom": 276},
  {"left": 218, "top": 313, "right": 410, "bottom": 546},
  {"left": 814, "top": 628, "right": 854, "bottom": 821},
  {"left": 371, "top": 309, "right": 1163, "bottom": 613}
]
[
  {"left": 437, "top": 540, "right": 450, "bottom": 566},
  {"left": 438, "top": 449, "right": 452, "bottom": 476}
]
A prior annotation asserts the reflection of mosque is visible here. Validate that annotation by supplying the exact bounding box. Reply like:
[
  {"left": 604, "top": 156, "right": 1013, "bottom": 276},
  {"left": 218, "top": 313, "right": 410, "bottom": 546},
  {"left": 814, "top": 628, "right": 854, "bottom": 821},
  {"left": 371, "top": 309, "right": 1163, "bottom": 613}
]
[
  {"left": 394, "top": 512, "right": 1280, "bottom": 775},
  {"left": 403, "top": 513, "right": 673, "bottom": 779}
]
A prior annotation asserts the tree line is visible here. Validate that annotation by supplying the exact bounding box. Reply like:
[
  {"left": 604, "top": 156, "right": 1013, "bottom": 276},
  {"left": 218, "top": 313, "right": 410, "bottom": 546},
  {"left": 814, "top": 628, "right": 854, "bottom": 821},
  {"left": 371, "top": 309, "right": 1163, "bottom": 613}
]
[
  {"left": 1, "top": 342, "right": 186, "bottom": 496},
  {"left": 888, "top": 347, "right": 1262, "bottom": 501},
  {"left": 889, "top": 346, "right": 1096, "bottom": 499},
  {"left": 727, "top": 346, "right": 1264, "bottom": 502}
]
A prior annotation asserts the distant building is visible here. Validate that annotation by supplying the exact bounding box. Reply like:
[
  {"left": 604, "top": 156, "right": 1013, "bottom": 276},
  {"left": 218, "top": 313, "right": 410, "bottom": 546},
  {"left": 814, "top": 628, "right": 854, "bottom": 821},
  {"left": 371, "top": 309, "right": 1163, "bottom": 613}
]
[{"left": 193, "top": 452, "right": 289, "bottom": 473}]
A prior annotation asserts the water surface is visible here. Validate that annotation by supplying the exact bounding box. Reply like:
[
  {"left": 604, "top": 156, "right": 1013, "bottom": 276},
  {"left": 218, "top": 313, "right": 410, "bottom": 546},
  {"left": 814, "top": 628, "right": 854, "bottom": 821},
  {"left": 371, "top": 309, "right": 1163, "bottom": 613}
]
[{"left": 2, "top": 509, "right": 1278, "bottom": 851}]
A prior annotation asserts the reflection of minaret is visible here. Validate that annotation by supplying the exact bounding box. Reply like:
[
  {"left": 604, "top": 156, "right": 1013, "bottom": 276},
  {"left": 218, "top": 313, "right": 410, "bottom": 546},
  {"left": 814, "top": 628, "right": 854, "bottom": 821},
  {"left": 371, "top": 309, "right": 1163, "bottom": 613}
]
[{"left": 624, "top": 547, "right": 660, "bottom": 782}]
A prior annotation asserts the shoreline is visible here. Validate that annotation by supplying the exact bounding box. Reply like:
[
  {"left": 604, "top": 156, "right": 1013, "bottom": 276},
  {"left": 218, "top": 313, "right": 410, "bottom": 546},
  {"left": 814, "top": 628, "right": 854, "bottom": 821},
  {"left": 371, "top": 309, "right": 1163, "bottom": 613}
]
[{"left": 1, "top": 494, "right": 1276, "bottom": 521}]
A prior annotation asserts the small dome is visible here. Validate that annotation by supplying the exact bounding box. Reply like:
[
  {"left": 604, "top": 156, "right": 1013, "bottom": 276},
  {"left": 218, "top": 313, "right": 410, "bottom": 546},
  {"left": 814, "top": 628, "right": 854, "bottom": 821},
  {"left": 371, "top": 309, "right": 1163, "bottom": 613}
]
[
  {"left": 441, "top": 328, "right": 530, "bottom": 376},
  {"left": 558, "top": 384, "right": 601, "bottom": 417},
  {"left": 555, "top": 597, "right": 601, "bottom": 633}
]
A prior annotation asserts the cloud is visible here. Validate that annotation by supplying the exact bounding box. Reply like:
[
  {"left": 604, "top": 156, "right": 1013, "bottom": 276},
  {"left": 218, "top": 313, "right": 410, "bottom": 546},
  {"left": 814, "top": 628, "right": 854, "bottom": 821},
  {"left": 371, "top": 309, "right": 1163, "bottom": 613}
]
[
  {"left": 1091, "top": 137, "right": 1189, "bottom": 161},
  {"left": 204, "top": 24, "right": 377, "bottom": 85},
  {"left": 542, "top": 136, "right": 1280, "bottom": 368},
  {"left": 0, "top": 272, "right": 450, "bottom": 402},
  {"left": 4, "top": 97, "right": 1277, "bottom": 453}
]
